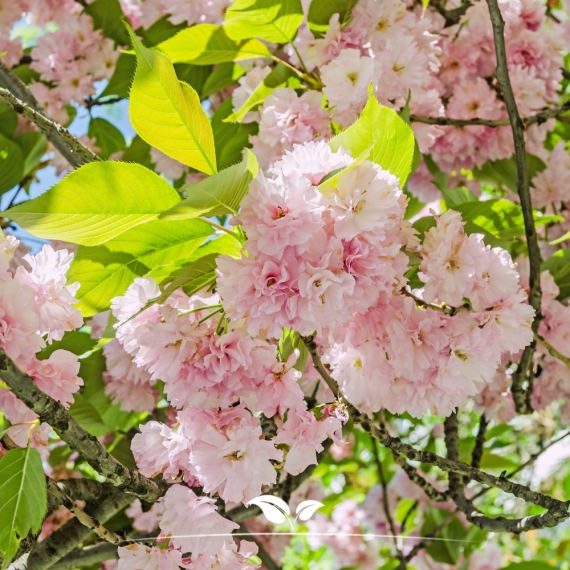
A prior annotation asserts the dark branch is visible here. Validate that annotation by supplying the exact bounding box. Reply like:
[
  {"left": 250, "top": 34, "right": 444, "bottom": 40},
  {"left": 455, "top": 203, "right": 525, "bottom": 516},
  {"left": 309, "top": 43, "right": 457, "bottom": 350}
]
[
  {"left": 0, "top": 348, "right": 164, "bottom": 503},
  {"left": 430, "top": 0, "right": 473, "bottom": 27},
  {"left": 0, "top": 64, "right": 99, "bottom": 168},
  {"left": 47, "top": 543, "right": 118, "bottom": 570},
  {"left": 302, "top": 334, "right": 339, "bottom": 398},
  {"left": 85, "top": 96, "right": 125, "bottom": 109},
  {"left": 410, "top": 99, "right": 570, "bottom": 129},
  {"left": 486, "top": 0, "right": 542, "bottom": 414},
  {"left": 19, "top": 483, "right": 132, "bottom": 570}
]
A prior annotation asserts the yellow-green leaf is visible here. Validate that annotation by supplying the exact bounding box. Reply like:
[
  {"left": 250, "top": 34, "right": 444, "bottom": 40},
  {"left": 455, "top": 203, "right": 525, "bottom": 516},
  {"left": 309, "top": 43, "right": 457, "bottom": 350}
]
[
  {"left": 159, "top": 149, "right": 258, "bottom": 220},
  {"left": 68, "top": 219, "right": 213, "bottom": 316},
  {"left": 5, "top": 162, "right": 180, "bottom": 246},
  {"left": 223, "top": 0, "right": 304, "bottom": 44},
  {"left": 128, "top": 25, "right": 217, "bottom": 174},
  {"left": 328, "top": 93, "right": 415, "bottom": 187},
  {"left": 157, "top": 23, "right": 271, "bottom": 65}
]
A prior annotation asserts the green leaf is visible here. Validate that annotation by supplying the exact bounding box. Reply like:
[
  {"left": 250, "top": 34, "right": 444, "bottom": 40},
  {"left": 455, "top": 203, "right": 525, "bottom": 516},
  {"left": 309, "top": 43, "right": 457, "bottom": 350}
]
[
  {"left": 307, "top": 0, "right": 358, "bottom": 35},
  {"left": 157, "top": 24, "right": 271, "bottom": 65},
  {"left": 157, "top": 253, "right": 219, "bottom": 304},
  {"left": 473, "top": 153, "right": 546, "bottom": 192},
  {"left": 122, "top": 135, "right": 152, "bottom": 167},
  {"left": 99, "top": 53, "right": 136, "bottom": 99},
  {"left": 160, "top": 150, "right": 258, "bottom": 220},
  {"left": 5, "top": 161, "right": 181, "bottom": 245},
  {"left": 499, "top": 562, "right": 554, "bottom": 570},
  {"left": 454, "top": 199, "right": 525, "bottom": 241},
  {"left": 328, "top": 94, "right": 415, "bottom": 186},
  {"left": 13, "top": 132, "right": 47, "bottom": 178},
  {"left": 174, "top": 63, "right": 213, "bottom": 97},
  {"left": 128, "top": 26, "right": 217, "bottom": 174},
  {"left": 85, "top": 0, "right": 130, "bottom": 46},
  {"left": 441, "top": 186, "right": 477, "bottom": 209},
  {"left": 212, "top": 99, "right": 258, "bottom": 169},
  {"left": 0, "top": 103, "right": 17, "bottom": 138},
  {"left": 479, "top": 452, "right": 518, "bottom": 470},
  {"left": 278, "top": 329, "right": 309, "bottom": 372},
  {"left": 202, "top": 63, "right": 245, "bottom": 99},
  {"left": 224, "top": 0, "right": 304, "bottom": 43},
  {"left": 11, "top": 64, "right": 40, "bottom": 86},
  {"left": 88, "top": 117, "right": 126, "bottom": 159},
  {"left": 548, "top": 228, "right": 570, "bottom": 245},
  {"left": 542, "top": 249, "right": 570, "bottom": 300},
  {"left": 37, "top": 330, "right": 97, "bottom": 360},
  {"left": 224, "top": 63, "right": 296, "bottom": 123},
  {"left": 69, "top": 393, "right": 109, "bottom": 436},
  {"left": 138, "top": 14, "right": 186, "bottom": 46},
  {"left": 0, "top": 447, "right": 47, "bottom": 568},
  {"left": 485, "top": 424, "right": 514, "bottom": 440},
  {"left": 0, "top": 133, "right": 24, "bottom": 195},
  {"left": 68, "top": 219, "right": 213, "bottom": 316}
]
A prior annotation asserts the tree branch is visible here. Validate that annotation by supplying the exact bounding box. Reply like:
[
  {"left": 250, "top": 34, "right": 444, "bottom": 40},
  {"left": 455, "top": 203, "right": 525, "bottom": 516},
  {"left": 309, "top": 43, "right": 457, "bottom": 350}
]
[
  {"left": 392, "top": 453, "right": 450, "bottom": 503},
  {"left": 410, "top": 100, "right": 570, "bottom": 129},
  {"left": 371, "top": 437, "right": 399, "bottom": 545},
  {"left": 535, "top": 333, "right": 570, "bottom": 368},
  {"left": 47, "top": 478, "right": 125, "bottom": 545},
  {"left": 238, "top": 529, "right": 282, "bottom": 570},
  {"left": 301, "top": 334, "right": 339, "bottom": 398},
  {"left": 12, "top": 483, "right": 132, "bottom": 570},
  {"left": 486, "top": 0, "right": 542, "bottom": 414},
  {"left": 430, "top": 0, "right": 473, "bottom": 27},
  {"left": 47, "top": 543, "right": 118, "bottom": 570},
  {"left": 0, "top": 349, "right": 164, "bottom": 503},
  {"left": 0, "top": 63, "right": 99, "bottom": 168}
]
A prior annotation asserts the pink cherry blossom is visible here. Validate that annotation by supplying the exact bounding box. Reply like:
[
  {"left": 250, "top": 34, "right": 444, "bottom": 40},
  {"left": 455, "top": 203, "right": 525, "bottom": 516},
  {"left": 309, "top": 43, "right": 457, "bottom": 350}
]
[
  {"left": 15, "top": 245, "right": 83, "bottom": 342},
  {"left": 25, "top": 350, "right": 82, "bottom": 408},
  {"left": 275, "top": 408, "right": 343, "bottom": 475},
  {"left": 159, "top": 484, "right": 239, "bottom": 557},
  {"left": 117, "top": 543, "right": 187, "bottom": 570}
]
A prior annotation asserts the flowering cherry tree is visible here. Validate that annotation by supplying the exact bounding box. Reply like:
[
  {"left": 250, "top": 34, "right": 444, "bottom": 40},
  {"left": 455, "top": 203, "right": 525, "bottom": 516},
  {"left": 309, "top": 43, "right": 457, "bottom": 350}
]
[{"left": 1, "top": 0, "right": 570, "bottom": 569}]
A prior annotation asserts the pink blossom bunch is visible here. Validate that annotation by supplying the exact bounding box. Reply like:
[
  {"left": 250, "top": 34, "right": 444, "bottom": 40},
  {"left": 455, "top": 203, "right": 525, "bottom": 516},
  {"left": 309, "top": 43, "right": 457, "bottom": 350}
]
[
  {"left": 247, "top": 88, "right": 331, "bottom": 169},
  {"left": 291, "top": 0, "right": 443, "bottom": 136},
  {"left": 216, "top": 141, "right": 410, "bottom": 337},
  {"left": 118, "top": 0, "right": 232, "bottom": 29},
  {"left": 532, "top": 273, "right": 570, "bottom": 419},
  {"left": 429, "top": 0, "right": 564, "bottom": 171},
  {"left": 324, "top": 209, "right": 534, "bottom": 418},
  {"left": 29, "top": 12, "right": 118, "bottom": 123},
  {"left": 0, "top": 0, "right": 28, "bottom": 67},
  {"left": 0, "top": 233, "right": 83, "bottom": 455},
  {"left": 531, "top": 142, "right": 570, "bottom": 210}
]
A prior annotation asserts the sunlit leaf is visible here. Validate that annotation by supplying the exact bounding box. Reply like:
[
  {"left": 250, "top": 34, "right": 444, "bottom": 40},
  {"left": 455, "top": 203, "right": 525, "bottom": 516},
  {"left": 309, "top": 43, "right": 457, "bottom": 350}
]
[
  {"left": 5, "top": 162, "right": 180, "bottom": 245},
  {"left": 157, "top": 24, "right": 271, "bottom": 65},
  {"left": 128, "top": 25, "right": 217, "bottom": 174}
]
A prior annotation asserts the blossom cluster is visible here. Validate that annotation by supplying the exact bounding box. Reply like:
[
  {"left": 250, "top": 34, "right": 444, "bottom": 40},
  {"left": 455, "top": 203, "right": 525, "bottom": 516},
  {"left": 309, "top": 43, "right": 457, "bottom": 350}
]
[
  {"left": 0, "top": 235, "right": 83, "bottom": 456},
  {"left": 217, "top": 142, "right": 534, "bottom": 418}
]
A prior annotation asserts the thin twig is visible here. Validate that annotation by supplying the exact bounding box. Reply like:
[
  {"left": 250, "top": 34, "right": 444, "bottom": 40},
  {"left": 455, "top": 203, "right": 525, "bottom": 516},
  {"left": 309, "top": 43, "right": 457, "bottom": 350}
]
[
  {"left": 0, "top": 88, "right": 100, "bottom": 167},
  {"left": 301, "top": 334, "right": 339, "bottom": 398},
  {"left": 535, "top": 333, "right": 570, "bottom": 368},
  {"left": 430, "top": 0, "right": 473, "bottom": 26},
  {"left": 85, "top": 96, "right": 124, "bottom": 109},
  {"left": 410, "top": 100, "right": 570, "bottom": 129},
  {"left": 0, "top": 348, "right": 164, "bottom": 503},
  {"left": 372, "top": 437, "right": 399, "bottom": 548},
  {"left": 46, "top": 479, "right": 125, "bottom": 545},
  {"left": 486, "top": 0, "right": 542, "bottom": 414},
  {"left": 0, "top": 63, "right": 98, "bottom": 168},
  {"left": 198, "top": 217, "right": 240, "bottom": 238}
]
